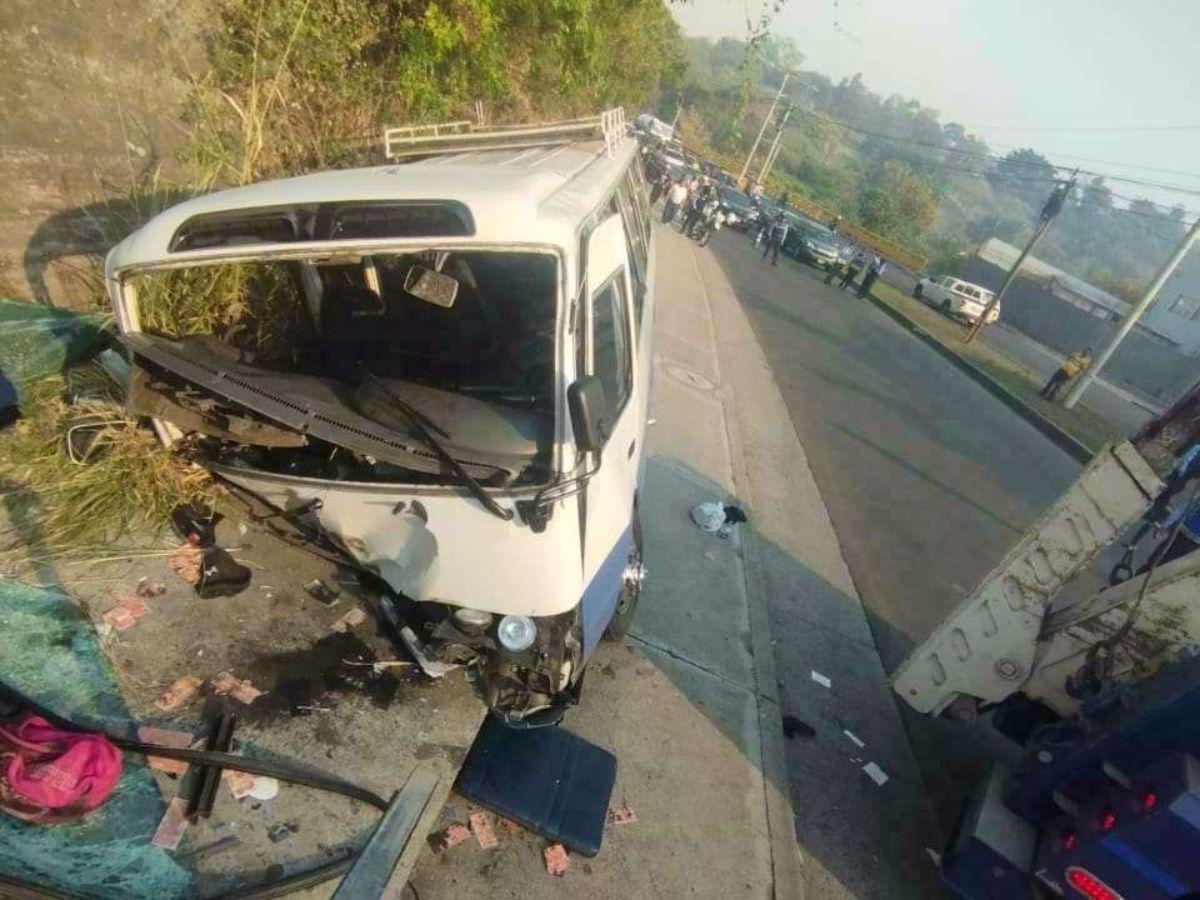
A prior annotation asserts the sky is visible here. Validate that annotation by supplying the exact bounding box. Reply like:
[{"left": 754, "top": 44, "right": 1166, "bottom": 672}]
[{"left": 671, "top": 0, "right": 1200, "bottom": 215}]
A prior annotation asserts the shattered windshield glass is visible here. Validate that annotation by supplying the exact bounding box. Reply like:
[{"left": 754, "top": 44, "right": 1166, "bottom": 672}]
[{"left": 125, "top": 250, "right": 559, "bottom": 485}]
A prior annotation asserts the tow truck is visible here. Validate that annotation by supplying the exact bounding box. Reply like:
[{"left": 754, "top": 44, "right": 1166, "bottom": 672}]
[{"left": 893, "top": 387, "right": 1200, "bottom": 899}]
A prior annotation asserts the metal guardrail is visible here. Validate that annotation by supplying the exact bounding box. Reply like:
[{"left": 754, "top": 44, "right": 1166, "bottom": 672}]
[{"left": 383, "top": 108, "right": 626, "bottom": 161}]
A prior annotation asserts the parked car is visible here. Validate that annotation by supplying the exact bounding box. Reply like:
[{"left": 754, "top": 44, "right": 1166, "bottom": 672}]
[
  {"left": 783, "top": 219, "right": 844, "bottom": 269},
  {"left": 914, "top": 275, "right": 999, "bottom": 324},
  {"left": 718, "top": 187, "right": 756, "bottom": 231},
  {"left": 106, "top": 109, "right": 653, "bottom": 727}
]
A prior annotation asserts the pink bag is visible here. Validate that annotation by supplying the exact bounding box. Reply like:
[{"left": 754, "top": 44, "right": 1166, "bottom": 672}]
[{"left": 0, "top": 716, "right": 122, "bottom": 823}]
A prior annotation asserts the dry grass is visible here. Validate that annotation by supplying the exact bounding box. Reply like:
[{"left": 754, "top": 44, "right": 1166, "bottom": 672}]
[{"left": 0, "top": 368, "right": 214, "bottom": 555}]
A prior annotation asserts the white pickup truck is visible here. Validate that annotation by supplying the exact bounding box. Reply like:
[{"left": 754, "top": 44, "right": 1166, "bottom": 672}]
[{"left": 913, "top": 275, "right": 999, "bottom": 325}]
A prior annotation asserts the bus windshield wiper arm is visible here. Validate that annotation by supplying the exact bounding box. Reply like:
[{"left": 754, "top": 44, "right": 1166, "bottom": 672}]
[{"left": 365, "top": 374, "right": 513, "bottom": 522}]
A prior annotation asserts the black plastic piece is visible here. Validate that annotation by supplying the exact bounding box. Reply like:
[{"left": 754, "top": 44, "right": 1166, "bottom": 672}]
[
  {"left": 171, "top": 502, "right": 221, "bottom": 548},
  {"left": 456, "top": 718, "right": 616, "bottom": 856},
  {"left": 197, "top": 547, "right": 252, "bottom": 598}
]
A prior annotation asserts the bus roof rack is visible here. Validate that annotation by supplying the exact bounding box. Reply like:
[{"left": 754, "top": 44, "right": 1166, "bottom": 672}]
[{"left": 383, "top": 108, "right": 626, "bottom": 161}]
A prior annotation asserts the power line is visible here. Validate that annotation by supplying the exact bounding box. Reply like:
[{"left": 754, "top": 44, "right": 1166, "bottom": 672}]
[
  {"left": 963, "top": 122, "right": 1200, "bottom": 133},
  {"left": 790, "top": 107, "right": 1200, "bottom": 199}
]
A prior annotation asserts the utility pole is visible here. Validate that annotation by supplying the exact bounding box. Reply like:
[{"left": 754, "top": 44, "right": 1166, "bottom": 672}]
[
  {"left": 757, "top": 103, "right": 793, "bottom": 185},
  {"left": 1063, "top": 217, "right": 1200, "bottom": 409},
  {"left": 965, "top": 172, "right": 1077, "bottom": 344},
  {"left": 669, "top": 93, "right": 683, "bottom": 131},
  {"left": 738, "top": 71, "right": 790, "bottom": 188}
]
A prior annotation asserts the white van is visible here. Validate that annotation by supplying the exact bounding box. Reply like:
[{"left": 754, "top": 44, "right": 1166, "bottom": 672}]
[{"left": 105, "top": 110, "right": 655, "bottom": 725}]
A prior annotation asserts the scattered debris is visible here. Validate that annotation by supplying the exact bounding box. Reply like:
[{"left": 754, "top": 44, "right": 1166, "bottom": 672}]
[
  {"left": 151, "top": 796, "right": 190, "bottom": 850},
  {"left": 170, "top": 547, "right": 203, "bottom": 586},
  {"left": 399, "top": 625, "right": 461, "bottom": 678},
  {"left": 469, "top": 810, "right": 499, "bottom": 849},
  {"left": 137, "top": 726, "right": 194, "bottom": 776},
  {"left": 267, "top": 821, "right": 300, "bottom": 843},
  {"left": 430, "top": 822, "right": 472, "bottom": 853},
  {"left": 155, "top": 675, "right": 203, "bottom": 712},
  {"left": 196, "top": 547, "right": 252, "bottom": 599},
  {"left": 690, "top": 501, "right": 749, "bottom": 539},
  {"left": 304, "top": 579, "right": 341, "bottom": 607},
  {"left": 248, "top": 776, "right": 279, "bottom": 801},
  {"left": 342, "top": 658, "right": 415, "bottom": 675},
  {"left": 330, "top": 607, "right": 367, "bottom": 633},
  {"left": 224, "top": 770, "right": 256, "bottom": 800},
  {"left": 862, "top": 762, "right": 889, "bottom": 786},
  {"left": 101, "top": 606, "right": 138, "bottom": 632},
  {"left": 925, "top": 847, "right": 942, "bottom": 867},
  {"left": 180, "top": 835, "right": 240, "bottom": 860},
  {"left": 843, "top": 729, "right": 866, "bottom": 748},
  {"left": 606, "top": 804, "right": 638, "bottom": 826},
  {"left": 810, "top": 670, "right": 832, "bottom": 689},
  {"left": 171, "top": 503, "right": 220, "bottom": 548},
  {"left": 497, "top": 817, "right": 524, "bottom": 837},
  {"left": 544, "top": 843, "right": 570, "bottom": 877},
  {"left": 210, "top": 672, "right": 264, "bottom": 705},
  {"left": 135, "top": 581, "right": 167, "bottom": 599},
  {"left": 115, "top": 593, "right": 150, "bottom": 618},
  {"left": 782, "top": 715, "right": 816, "bottom": 739}
]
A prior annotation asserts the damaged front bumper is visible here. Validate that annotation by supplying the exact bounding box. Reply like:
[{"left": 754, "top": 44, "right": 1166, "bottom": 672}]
[{"left": 386, "top": 596, "right": 585, "bottom": 725}]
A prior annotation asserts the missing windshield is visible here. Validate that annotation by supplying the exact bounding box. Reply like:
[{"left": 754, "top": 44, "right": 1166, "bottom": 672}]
[{"left": 125, "top": 250, "right": 559, "bottom": 488}]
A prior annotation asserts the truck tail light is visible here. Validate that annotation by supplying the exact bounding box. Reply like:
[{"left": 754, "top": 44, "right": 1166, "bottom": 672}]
[
  {"left": 1141, "top": 789, "right": 1158, "bottom": 811},
  {"left": 1066, "top": 866, "right": 1123, "bottom": 900},
  {"left": 1100, "top": 809, "right": 1117, "bottom": 832}
]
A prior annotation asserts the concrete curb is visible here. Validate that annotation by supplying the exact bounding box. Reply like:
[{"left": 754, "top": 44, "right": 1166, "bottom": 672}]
[
  {"left": 860, "top": 290, "right": 1095, "bottom": 465},
  {"left": 685, "top": 242, "right": 807, "bottom": 900}
]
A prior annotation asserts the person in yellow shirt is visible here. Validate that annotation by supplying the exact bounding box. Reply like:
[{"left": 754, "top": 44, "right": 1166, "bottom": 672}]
[{"left": 1039, "top": 347, "right": 1093, "bottom": 401}]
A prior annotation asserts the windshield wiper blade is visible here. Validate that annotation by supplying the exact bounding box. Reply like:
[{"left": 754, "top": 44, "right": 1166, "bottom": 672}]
[{"left": 365, "top": 374, "right": 513, "bottom": 522}]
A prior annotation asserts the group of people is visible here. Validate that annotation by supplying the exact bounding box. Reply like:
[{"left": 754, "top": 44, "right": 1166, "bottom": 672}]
[
  {"left": 826, "top": 250, "right": 888, "bottom": 299},
  {"left": 657, "top": 173, "right": 725, "bottom": 246}
]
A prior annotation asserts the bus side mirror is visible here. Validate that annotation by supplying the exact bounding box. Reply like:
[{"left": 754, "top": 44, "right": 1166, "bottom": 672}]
[{"left": 568, "top": 376, "right": 610, "bottom": 453}]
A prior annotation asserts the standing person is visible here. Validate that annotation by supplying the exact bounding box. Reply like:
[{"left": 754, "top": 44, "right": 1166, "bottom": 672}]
[
  {"left": 683, "top": 181, "right": 710, "bottom": 236},
  {"left": 1039, "top": 347, "right": 1093, "bottom": 401},
  {"left": 840, "top": 251, "right": 866, "bottom": 290},
  {"left": 648, "top": 168, "right": 668, "bottom": 205},
  {"left": 857, "top": 255, "right": 887, "bottom": 298},
  {"left": 761, "top": 213, "right": 788, "bottom": 266},
  {"left": 661, "top": 179, "right": 688, "bottom": 225}
]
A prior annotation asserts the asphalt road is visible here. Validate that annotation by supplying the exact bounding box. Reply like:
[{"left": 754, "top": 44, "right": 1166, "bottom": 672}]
[{"left": 702, "top": 229, "right": 1085, "bottom": 830}]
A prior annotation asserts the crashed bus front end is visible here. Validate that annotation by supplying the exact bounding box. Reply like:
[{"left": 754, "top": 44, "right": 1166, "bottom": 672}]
[{"left": 106, "top": 197, "right": 595, "bottom": 725}]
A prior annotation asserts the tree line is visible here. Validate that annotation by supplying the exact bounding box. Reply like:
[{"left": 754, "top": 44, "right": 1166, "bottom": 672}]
[{"left": 671, "top": 36, "right": 1191, "bottom": 294}]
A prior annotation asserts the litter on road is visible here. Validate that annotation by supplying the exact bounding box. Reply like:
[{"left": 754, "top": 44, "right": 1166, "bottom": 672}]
[
  {"left": 843, "top": 729, "right": 866, "bottom": 748},
  {"left": 330, "top": 607, "right": 367, "bottom": 633},
  {"left": 810, "top": 670, "right": 832, "bottom": 689},
  {"left": 863, "top": 762, "right": 890, "bottom": 786},
  {"left": 606, "top": 804, "right": 638, "bottom": 826},
  {"left": 151, "top": 796, "right": 190, "bottom": 850},
  {"left": 689, "top": 501, "right": 749, "bottom": 538},
  {"left": 544, "top": 842, "right": 570, "bottom": 876},
  {"left": 155, "top": 675, "right": 203, "bottom": 712},
  {"left": 430, "top": 823, "right": 472, "bottom": 853},
  {"left": 782, "top": 715, "right": 816, "bottom": 739},
  {"left": 136, "top": 726, "right": 194, "bottom": 776},
  {"left": 209, "top": 672, "right": 264, "bottom": 705},
  {"left": 469, "top": 810, "right": 499, "bottom": 849}
]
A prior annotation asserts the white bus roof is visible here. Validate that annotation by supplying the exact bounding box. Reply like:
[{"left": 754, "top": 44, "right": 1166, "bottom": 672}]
[{"left": 107, "top": 138, "right": 636, "bottom": 272}]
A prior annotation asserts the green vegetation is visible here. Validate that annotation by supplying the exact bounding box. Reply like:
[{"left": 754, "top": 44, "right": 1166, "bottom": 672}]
[
  {"left": 674, "top": 36, "right": 1189, "bottom": 296},
  {"left": 0, "top": 369, "right": 214, "bottom": 553},
  {"left": 871, "top": 282, "right": 1122, "bottom": 453}
]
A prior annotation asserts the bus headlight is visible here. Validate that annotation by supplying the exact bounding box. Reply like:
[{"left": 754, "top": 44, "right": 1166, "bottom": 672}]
[{"left": 497, "top": 615, "right": 537, "bottom": 652}]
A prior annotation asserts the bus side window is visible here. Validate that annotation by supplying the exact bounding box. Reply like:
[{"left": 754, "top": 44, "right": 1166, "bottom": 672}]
[{"left": 615, "top": 177, "right": 648, "bottom": 328}]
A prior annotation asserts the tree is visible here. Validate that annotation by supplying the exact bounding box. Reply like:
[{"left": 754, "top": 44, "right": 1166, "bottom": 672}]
[
  {"left": 991, "top": 148, "right": 1056, "bottom": 210},
  {"left": 859, "top": 160, "right": 938, "bottom": 241}
]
